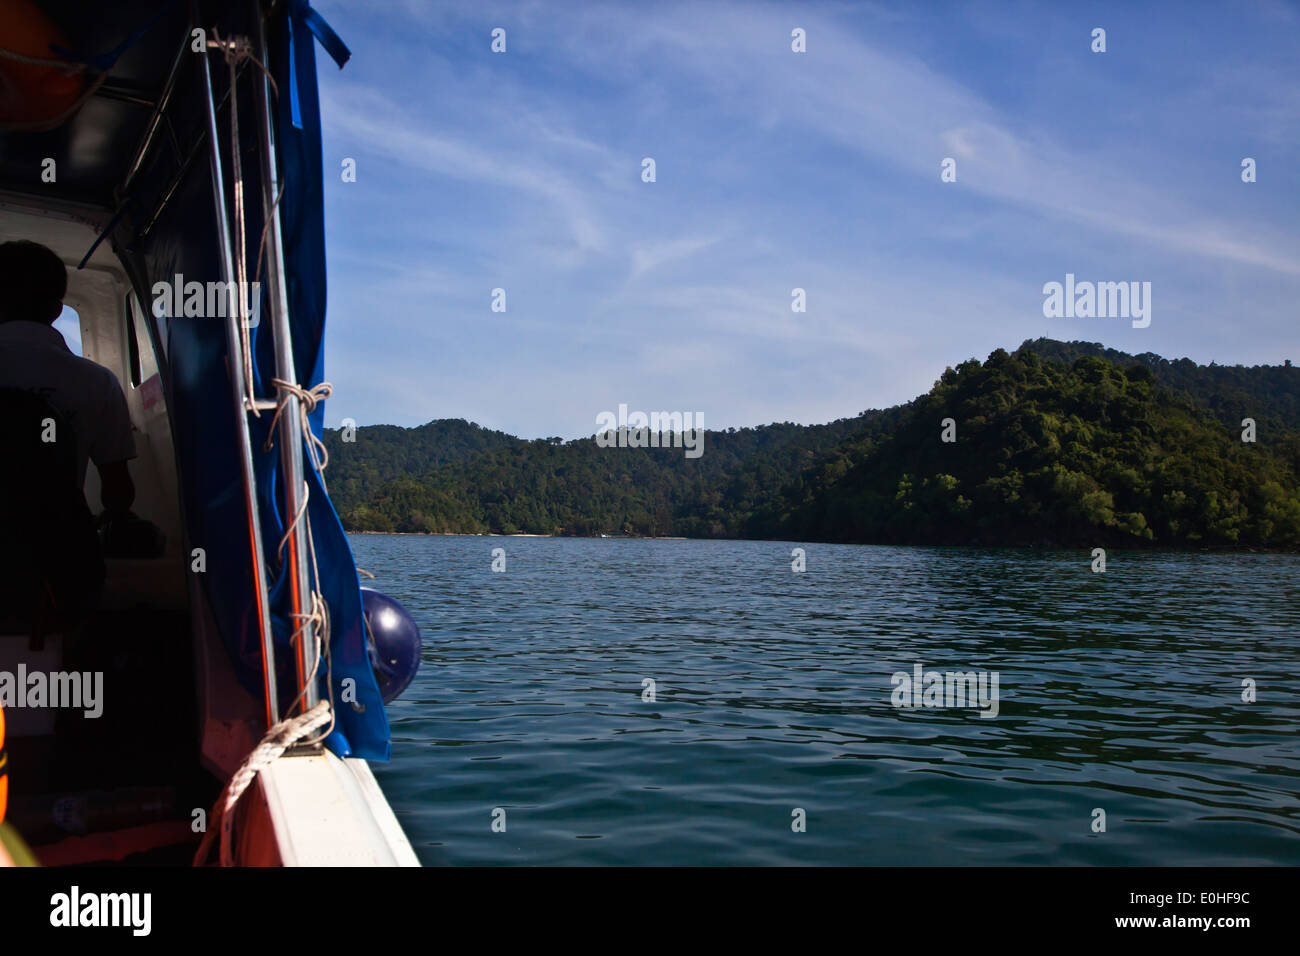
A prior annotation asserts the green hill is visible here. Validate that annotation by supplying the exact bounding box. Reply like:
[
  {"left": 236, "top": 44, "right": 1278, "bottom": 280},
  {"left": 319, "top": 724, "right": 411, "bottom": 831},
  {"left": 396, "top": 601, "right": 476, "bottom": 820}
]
[
  {"left": 758, "top": 345, "right": 1300, "bottom": 547},
  {"left": 323, "top": 341, "right": 1300, "bottom": 548},
  {"left": 327, "top": 415, "right": 882, "bottom": 535},
  {"left": 323, "top": 418, "right": 521, "bottom": 518},
  {"left": 1021, "top": 338, "right": 1299, "bottom": 435}
]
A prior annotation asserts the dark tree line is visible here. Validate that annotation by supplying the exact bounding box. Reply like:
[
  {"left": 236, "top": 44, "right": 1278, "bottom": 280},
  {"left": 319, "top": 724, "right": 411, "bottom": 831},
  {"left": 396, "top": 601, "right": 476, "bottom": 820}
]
[{"left": 322, "top": 340, "right": 1300, "bottom": 548}]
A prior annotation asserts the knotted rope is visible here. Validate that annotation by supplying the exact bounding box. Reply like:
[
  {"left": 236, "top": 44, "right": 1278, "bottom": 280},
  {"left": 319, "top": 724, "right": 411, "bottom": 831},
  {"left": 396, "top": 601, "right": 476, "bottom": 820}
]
[
  {"left": 264, "top": 379, "right": 339, "bottom": 748},
  {"left": 265, "top": 379, "right": 333, "bottom": 486},
  {"left": 193, "top": 700, "right": 332, "bottom": 867}
]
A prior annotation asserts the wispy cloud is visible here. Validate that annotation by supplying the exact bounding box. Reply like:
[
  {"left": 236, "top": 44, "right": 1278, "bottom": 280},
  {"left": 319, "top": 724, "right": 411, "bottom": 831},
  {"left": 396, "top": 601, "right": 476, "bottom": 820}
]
[
  {"left": 630, "top": 236, "right": 722, "bottom": 277},
  {"left": 324, "top": 84, "right": 611, "bottom": 254},
  {"left": 312, "top": 0, "right": 1300, "bottom": 434},
  {"left": 545, "top": 1, "right": 1300, "bottom": 276}
]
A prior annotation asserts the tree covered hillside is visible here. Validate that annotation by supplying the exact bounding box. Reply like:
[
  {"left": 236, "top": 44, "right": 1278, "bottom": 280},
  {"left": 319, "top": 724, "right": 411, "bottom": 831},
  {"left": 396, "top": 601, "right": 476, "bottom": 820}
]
[
  {"left": 1022, "top": 338, "right": 1299, "bottom": 435},
  {"left": 322, "top": 341, "right": 1300, "bottom": 548},
  {"left": 758, "top": 346, "right": 1300, "bottom": 547}
]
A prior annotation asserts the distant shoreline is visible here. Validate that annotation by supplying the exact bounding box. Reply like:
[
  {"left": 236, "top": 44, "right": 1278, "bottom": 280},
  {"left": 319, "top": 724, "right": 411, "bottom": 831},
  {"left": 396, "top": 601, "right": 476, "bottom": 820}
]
[
  {"left": 347, "top": 531, "right": 689, "bottom": 539},
  {"left": 342, "top": 531, "right": 1293, "bottom": 552}
]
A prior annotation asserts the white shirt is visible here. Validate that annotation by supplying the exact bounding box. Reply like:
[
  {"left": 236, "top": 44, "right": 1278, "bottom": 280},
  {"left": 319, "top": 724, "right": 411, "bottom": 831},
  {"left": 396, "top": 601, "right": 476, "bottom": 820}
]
[{"left": 0, "top": 320, "right": 137, "bottom": 485}]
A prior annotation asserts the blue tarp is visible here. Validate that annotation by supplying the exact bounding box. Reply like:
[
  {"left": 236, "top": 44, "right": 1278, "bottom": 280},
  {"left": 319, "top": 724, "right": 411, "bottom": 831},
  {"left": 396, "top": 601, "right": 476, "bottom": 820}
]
[
  {"left": 256, "top": 0, "right": 387, "bottom": 759},
  {"left": 139, "top": 1, "right": 388, "bottom": 759}
]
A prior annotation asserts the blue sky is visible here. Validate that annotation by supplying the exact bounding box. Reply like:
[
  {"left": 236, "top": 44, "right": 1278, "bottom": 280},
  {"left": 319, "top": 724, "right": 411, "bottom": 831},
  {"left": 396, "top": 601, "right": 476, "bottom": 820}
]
[{"left": 311, "top": 0, "right": 1300, "bottom": 437}]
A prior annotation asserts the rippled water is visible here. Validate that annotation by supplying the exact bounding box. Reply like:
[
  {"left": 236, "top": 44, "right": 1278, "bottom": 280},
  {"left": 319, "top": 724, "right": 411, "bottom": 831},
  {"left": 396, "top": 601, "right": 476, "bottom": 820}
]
[{"left": 350, "top": 535, "right": 1300, "bottom": 866}]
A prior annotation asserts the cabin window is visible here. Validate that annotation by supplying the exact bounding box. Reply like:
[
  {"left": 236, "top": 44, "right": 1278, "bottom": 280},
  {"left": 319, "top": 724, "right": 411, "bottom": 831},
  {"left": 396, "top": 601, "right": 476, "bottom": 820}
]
[{"left": 52, "top": 304, "right": 83, "bottom": 356}]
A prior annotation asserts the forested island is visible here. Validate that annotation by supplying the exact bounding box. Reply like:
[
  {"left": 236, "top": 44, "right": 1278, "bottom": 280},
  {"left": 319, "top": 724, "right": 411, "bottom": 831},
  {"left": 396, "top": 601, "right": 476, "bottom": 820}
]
[{"left": 324, "top": 339, "right": 1300, "bottom": 548}]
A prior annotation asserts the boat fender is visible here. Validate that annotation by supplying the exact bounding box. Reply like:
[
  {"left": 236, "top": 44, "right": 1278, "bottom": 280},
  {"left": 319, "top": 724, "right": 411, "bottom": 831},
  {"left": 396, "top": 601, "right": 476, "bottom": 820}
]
[{"left": 360, "top": 588, "right": 421, "bottom": 704}]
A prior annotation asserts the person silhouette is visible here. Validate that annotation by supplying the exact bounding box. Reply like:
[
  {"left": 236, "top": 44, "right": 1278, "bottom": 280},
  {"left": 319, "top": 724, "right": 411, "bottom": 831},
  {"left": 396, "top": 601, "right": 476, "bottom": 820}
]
[{"left": 0, "top": 240, "right": 137, "bottom": 632}]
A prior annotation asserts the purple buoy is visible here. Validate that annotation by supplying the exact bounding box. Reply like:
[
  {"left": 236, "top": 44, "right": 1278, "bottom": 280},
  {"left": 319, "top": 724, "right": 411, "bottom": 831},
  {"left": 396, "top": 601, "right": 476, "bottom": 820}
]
[{"left": 360, "top": 587, "right": 422, "bottom": 703}]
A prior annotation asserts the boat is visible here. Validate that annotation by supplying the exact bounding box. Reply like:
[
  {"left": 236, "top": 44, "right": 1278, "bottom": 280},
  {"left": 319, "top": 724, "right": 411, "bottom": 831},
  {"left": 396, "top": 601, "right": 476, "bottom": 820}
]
[{"left": 0, "top": 0, "right": 419, "bottom": 866}]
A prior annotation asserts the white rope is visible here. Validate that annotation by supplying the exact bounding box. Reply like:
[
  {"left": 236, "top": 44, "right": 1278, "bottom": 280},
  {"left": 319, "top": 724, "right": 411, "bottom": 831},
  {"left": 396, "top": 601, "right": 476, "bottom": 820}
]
[
  {"left": 279, "top": 584, "right": 336, "bottom": 741},
  {"left": 0, "top": 47, "right": 90, "bottom": 70},
  {"left": 265, "top": 379, "right": 333, "bottom": 486},
  {"left": 0, "top": 46, "right": 105, "bottom": 132},
  {"left": 209, "top": 28, "right": 261, "bottom": 416},
  {"left": 185, "top": 30, "right": 350, "bottom": 868},
  {"left": 212, "top": 25, "right": 337, "bottom": 733},
  {"left": 269, "top": 470, "right": 339, "bottom": 748},
  {"left": 193, "top": 700, "right": 332, "bottom": 867},
  {"left": 208, "top": 28, "right": 282, "bottom": 416},
  {"left": 260, "top": 375, "right": 336, "bottom": 737}
]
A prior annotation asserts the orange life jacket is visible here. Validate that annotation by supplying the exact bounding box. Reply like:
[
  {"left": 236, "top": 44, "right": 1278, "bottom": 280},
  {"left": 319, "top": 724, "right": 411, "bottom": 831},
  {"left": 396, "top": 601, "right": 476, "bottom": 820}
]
[
  {"left": 0, "top": 0, "right": 86, "bottom": 126},
  {"left": 0, "top": 702, "right": 7, "bottom": 824}
]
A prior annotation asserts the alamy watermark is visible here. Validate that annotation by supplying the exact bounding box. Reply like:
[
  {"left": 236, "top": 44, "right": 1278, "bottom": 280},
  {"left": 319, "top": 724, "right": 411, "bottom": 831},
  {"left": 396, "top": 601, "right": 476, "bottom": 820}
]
[
  {"left": 151, "top": 274, "right": 261, "bottom": 327},
  {"left": 0, "top": 666, "right": 103, "bottom": 718},
  {"left": 50, "top": 886, "right": 150, "bottom": 936},
  {"left": 1042, "top": 273, "right": 1150, "bottom": 328},
  {"left": 891, "top": 663, "right": 999, "bottom": 718},
  {"left": 595, "top": 404, "right": 704, "bottom": 458}
]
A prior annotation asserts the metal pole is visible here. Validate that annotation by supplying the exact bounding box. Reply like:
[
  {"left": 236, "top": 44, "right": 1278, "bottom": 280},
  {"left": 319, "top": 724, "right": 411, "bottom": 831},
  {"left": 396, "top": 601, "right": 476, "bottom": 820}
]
[
  {"left": 254, "top": 9, "right": 321, "bottom": 713},
  {"left": 121, "top": 27, "right": 192, "bottom": 197},
  {"left": 195, "top": 13, "right": 280, "bottom": 727}
]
